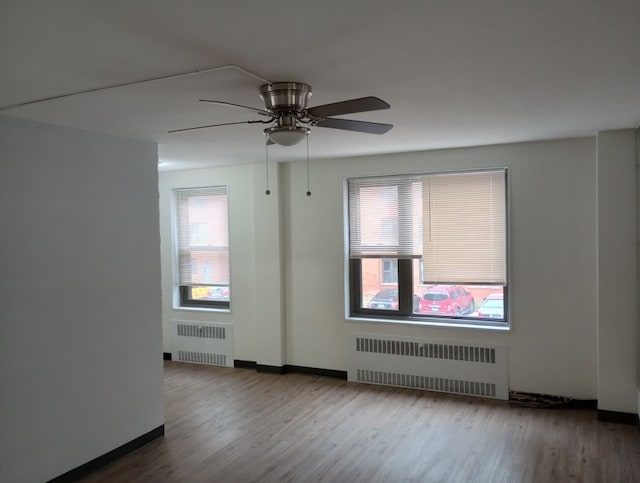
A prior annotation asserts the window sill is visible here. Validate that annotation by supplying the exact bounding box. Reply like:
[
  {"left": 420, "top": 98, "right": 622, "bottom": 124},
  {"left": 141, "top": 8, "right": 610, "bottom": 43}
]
[
  {"left": 172, "top": 306, "right": 231, "bottom": 314},
  {"left": 345, "top": 315, "right": 510, "bottom": 332}
]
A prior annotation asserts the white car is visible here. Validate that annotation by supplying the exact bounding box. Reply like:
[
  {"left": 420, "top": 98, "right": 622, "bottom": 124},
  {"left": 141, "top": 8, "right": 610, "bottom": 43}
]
[{"left": 477, "top": 293, "right": 504, "bottom": 319}]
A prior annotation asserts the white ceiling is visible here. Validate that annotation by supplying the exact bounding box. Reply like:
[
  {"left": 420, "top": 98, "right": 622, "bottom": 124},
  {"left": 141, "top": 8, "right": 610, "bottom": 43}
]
[{"left": 1, "top": 1, "right": 639, "bottom": 171}]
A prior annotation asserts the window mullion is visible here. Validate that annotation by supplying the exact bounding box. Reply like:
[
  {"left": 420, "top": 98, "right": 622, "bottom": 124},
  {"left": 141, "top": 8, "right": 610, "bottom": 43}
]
[
  {"left": 398, "top": 259, "right": 413, "bottom": 315},
  {"left": 397, "top": 180, "right": 414, "bottom": 315},
  {"left": 349, "top": 259, "right": 362, "bottom": 314}
]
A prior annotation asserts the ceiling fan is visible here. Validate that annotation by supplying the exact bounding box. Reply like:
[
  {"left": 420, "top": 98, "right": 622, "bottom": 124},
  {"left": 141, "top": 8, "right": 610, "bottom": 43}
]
[{"left": 168, "top": 82, "right": 393, "bottom": 146}]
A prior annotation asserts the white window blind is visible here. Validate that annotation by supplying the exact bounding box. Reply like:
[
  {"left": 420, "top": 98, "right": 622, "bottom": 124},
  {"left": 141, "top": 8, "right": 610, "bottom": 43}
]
[
  {"left": 422, "top": 170, "right": 506, "bottom": 284},
  {"left": 175, "top": 186, "right": 229, "bottom": 286},
  {"left": 348, "top": 175, "right": 422, "bottom": 259}
]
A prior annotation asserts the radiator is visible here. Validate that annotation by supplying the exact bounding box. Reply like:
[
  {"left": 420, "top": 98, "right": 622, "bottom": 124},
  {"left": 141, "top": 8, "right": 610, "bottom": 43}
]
[
  {"left": 171, "top": 320, "right": 234, "bottom": 367},
  {"left": 347, "top": 334, "right": 508, "bottom": 400}
]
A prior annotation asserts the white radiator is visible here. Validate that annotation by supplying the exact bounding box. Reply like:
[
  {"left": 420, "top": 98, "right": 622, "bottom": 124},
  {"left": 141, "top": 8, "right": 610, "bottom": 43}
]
[
  {"left": 171, "top": 320, "right": 233, "bottom": 367},
  {"left": 347, "top": 334, "right": 508, "bottom": 400}
]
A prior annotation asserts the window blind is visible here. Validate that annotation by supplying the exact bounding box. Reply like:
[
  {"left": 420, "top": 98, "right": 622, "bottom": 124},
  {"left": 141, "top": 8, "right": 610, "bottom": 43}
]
[
  {"left": 175, "top": 186, "right": 229, "bottom": 286},
  {"left": 347, "top": 175, "right": 422, "bottom": 259},
  {"left": 422, "top": 169, "right": 506, "bottom": 284}
]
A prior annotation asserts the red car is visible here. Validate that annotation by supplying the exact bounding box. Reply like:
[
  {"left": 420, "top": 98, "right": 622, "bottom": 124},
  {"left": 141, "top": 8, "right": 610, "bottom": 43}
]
[{"left": 418, "top": 285, "right": 475, "bottom": 316}]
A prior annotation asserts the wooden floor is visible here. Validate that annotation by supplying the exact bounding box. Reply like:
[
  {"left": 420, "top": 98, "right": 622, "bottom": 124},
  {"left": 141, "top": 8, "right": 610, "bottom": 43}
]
[{"left": 80, "top": 361, "right": 640, "bottom": 483}]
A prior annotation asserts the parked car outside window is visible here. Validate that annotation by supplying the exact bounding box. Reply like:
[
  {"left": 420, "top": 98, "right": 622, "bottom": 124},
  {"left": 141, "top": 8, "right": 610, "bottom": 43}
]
[
  {"left": 368, "top": 288, "right": 399, "bottom": 310},
  {"left": 417, "top": 285, "right": 475, "bottom": 316},
  {"left": 207, "top": 286, "right": 230, "bottom": 301},
  {"left": 477, "top": 293, "right": 504, "bottom": 319}
]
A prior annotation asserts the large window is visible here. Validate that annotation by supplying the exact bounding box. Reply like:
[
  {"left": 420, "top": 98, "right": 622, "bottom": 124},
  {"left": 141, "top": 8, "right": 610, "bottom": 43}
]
[
  {"left": 175, "top": 186, "right": 230, "bottom": 309},
  {"left": 347, "top": 169, "right": 507, "bottom": 327}
]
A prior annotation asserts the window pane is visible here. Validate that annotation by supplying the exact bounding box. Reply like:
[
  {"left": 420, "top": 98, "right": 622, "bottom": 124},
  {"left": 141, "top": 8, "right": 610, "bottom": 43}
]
[
  {"left": 362, "top": 258, "right": 398, "bottom": 310},
  {"left": 347, "top": 169, "right": 507, "bottom": 326},
  {"left": 189, "top": 285, "right": 230, "bottom": 302},
  {"left": 175, "top": 186, "right": 230, "bottom": 308},
  {"left": 413, "top": 260, "right": 504, "bottom": 319}
]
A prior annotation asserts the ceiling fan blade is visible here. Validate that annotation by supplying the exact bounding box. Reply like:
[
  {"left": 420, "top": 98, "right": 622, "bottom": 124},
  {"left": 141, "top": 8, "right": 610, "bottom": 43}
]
[
  {"left": 307, "top": 96, "right": 390, "bottom": 118},
  {"left": 315, "top": 118, "right": 393, "bottom": 134},
  {"left": 168, "top": 120, "right": 266, "bottom": 134},
  {"left": 199, "top": 99, "right": 272, "bottom": 117}
]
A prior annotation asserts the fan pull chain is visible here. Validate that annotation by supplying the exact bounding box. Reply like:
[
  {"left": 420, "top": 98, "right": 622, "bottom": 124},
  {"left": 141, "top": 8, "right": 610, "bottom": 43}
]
[
  {"left": 306, "top": 134, "right": 311, "bottom": 197},
  {"left": 265, "top": 140, "right": 271, "bottom": 195}
]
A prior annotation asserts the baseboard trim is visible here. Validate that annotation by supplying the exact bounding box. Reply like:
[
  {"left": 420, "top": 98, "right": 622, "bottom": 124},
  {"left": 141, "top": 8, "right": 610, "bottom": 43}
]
[
  {"left": 233, "top": 361, "right": 347, "bottom": 379},
  {"left": 256, "top": 364, "right": 286, "bottom": 374},
  {"left": 285, "top": 364, "right": 348, "bottom": 380},
  {"left": 234, "top": 359, "right": 257, "bottom": 369},
  {"left": 509, "top": 391, "right": 597, "bottom": 410},
  {"left": 163, "top": 352, "right": 172, "bottom": 361},
  {"left": 597, "top": 410, "right": 638, "bottom": 425},
  {"left": 166, "top": 358, "right": 346, "bottom": 380},
  {"left": 47, "top": 425, "right": 165, "bottom": 483}
]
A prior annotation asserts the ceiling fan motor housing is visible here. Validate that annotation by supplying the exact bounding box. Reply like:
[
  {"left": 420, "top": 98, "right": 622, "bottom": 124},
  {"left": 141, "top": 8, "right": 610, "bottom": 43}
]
[{"left": 259, "top": 82, "right": 312, "bottom": 113}]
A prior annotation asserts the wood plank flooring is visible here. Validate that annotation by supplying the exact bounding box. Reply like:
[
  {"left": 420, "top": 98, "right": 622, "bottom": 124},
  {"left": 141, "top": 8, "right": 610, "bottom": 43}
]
[{"left": 79, "top": 361, "right": 640, "bottom": 482}]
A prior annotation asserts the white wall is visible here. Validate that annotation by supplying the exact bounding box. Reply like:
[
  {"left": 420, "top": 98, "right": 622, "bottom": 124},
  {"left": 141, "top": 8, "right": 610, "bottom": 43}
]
[
  {"left": 159, "top": 134, "right": 640, "bottom": 412},
  {"left": 596, "top": 129, "right": 638, "bottom": 413},
  {"left": 160, "top": 137, "right": 607, "bottom": 400},
  {"left": 637, "top": 129, "right": 640, "bottom": 419},
  {"left": 0, "top": 116, "right": 164, "bottom": 482},
  {"left": 283, "top": 138, "right": 599, "bottom": 399},
  {"left": 160, "top": 165, "right": 252, "bottom": 361}
]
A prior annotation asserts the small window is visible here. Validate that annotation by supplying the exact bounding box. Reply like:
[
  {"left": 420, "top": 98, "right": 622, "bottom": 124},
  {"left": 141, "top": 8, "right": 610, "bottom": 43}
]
[
  {"left": 347, "top": 169, "right": 508, "bottom": 327},
  {"left": 382, "top": 259, "right": 398, "bottom": 284},
  {"left": 174, "top": 186, "right": 230, "bottom": 309}
]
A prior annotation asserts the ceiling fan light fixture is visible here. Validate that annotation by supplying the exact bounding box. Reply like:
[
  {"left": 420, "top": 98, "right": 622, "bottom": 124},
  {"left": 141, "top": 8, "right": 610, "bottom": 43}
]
[{"left": 264, "top": 125, "right": 310, "bottom": 146}]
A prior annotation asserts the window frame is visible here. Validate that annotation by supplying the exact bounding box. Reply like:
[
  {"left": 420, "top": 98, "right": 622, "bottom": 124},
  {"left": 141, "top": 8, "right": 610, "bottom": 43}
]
[
  {"left": 173, "top": 186, "right": 231, "bottom": 311},
  {"left": 346, "top": 168, "right": 509, "bottom": 329}
]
